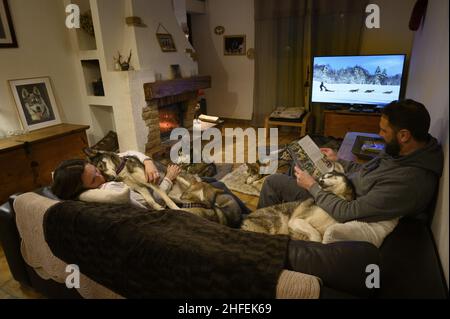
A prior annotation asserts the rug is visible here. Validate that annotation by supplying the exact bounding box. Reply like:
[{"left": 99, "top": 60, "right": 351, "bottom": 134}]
[{"left": 220, "top": 164, "right": 264, "bottom": 196}]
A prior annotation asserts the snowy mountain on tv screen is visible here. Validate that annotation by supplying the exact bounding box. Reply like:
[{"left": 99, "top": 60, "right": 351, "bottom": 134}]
[{"left": 311, "top": 55, "right": 405, "bottom": 105}]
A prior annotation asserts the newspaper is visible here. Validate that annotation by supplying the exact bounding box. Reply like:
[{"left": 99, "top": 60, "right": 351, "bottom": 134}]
[{"left": 287, "top": 135, "right": 334, "bottom": 179}]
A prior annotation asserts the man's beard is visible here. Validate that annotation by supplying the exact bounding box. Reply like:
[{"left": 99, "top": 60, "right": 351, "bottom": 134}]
[{"left": 385, "top": 138, "right": 401, "bottom": 157}]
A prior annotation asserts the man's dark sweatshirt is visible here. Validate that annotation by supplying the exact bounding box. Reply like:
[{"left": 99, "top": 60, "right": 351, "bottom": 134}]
[{"left": 309, "top": 135, "right": 444, "bottom": 223}]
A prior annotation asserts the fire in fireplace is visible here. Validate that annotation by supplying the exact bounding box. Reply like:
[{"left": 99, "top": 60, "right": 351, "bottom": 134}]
[{"left": 159, "top": 103, "right": 185, "bottom": 141}]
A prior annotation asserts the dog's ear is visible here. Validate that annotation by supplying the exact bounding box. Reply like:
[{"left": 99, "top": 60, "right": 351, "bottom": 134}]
[
  {"left": 83, "top": 147, "right": 100, "bottom": 158},
  {"left": 32, "top": 86, "right": 41, "bottom": 96},
  {"left": 333, "top": 162, "right": 345, "bottom": 174},
  {"left": 21, "top": 88, "right": 29, "bottom": 99}
]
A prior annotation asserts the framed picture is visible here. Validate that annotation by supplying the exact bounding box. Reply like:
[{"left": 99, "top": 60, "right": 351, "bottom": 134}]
[
  {"left": 156, "top": 33, "right": 177, "bottom": 52},
  {"left": 0, "top": 0, "right": 17, "bottom": 48},
  {"left": 224, "top": 35, "right": 246, "bottom": 56},
  {"left": 9, "top": 77, "right": 62, "bottom": 131}
]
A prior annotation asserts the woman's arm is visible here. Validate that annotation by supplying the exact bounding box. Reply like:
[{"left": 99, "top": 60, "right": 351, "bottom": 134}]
[{"left": 118, "top": 150, "right": 160, "bottom": 184}]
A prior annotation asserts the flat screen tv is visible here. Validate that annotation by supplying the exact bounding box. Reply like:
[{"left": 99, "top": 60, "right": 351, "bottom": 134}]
[{"left": 311, "top": 54, "right": 407, "bottom": 107}]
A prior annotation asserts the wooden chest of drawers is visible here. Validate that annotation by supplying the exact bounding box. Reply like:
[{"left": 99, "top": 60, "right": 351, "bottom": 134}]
[
  {"left": 0, "top": 124, "right": 89, "bottom": 203},
  {"left": 323, "top": 111, "right": 381, "bottom": 139}
]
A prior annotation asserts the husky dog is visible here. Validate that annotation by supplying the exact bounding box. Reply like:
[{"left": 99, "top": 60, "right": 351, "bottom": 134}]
[
  {"left": 22, "top": 87, "right": 51, "bottom": 121},
  {"left": 241, "top": 164, "right": 355, "bottom": 241},
  {"left": 245, "top": 148, "right": 292, "bottom": 186},
  {"left": 83, "top": 148, "right": 240, "bottom": 227}
]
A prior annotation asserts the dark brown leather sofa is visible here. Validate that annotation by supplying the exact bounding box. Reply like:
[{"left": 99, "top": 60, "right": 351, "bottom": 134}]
[{"left": 0, "top": 188, "right": 447, "bottom": 299}]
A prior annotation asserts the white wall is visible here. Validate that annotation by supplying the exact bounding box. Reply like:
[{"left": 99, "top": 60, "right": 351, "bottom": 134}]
[
  {"left": 0, "top": 0, "right": 88, "bottom": 136},
  {"left": 405, "top": 0, "right": 449, "bottom": 287},
  {"left": 132, "top": 0, "right": 198, "bottom": 80},
  {"left": 190, "top": 0, "right": 254, "bottom": 120}
]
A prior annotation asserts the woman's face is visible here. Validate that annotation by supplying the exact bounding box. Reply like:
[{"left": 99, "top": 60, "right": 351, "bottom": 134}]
[{"left": 81, "top": 163, "right": 106, "bottom": 189}]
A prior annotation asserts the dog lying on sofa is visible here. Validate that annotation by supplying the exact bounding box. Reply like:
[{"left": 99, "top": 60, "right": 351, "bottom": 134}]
[{"left": 82, "top": 148, "right": 242, "bottom": 227}]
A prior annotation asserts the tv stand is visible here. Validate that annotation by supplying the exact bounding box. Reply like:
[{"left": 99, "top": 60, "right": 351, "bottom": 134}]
[
  {"left": 348, "top": 107, "right": 377, "bottom": 113},
  {"left": 323, "top": 110, "right": 381, "bottom": 138}
]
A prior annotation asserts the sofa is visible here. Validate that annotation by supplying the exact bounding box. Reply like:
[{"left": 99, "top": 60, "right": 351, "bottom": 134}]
[{"left": 0, "top": 187, "right": 448, "bottom": 299}]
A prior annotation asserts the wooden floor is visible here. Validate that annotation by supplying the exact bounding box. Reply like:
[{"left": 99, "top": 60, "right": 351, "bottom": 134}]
[
  {"left": 0, "top": 119, "right": 300, "bottom": 299},
  {"left": 218, "top": 120, "right": 300, "bottom": 211},
  {"left": 0, "top": 245, "right": 44, "bottom": 299}
]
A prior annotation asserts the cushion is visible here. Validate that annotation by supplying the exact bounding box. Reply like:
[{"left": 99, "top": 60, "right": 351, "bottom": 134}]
[{"left": 78, "top": 187, "right": 131, "bottom": 205}]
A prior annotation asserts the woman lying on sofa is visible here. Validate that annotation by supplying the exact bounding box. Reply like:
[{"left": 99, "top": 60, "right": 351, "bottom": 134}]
[{"left": 50, "top": 150, "right": 250, "bottom": 227}]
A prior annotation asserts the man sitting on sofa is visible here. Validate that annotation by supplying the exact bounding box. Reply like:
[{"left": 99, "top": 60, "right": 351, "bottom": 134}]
[{"left": 258, "top": 99, "right": 444, "bottom": 223}]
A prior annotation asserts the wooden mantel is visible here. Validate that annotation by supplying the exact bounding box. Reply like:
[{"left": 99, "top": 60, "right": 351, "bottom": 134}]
[{"left": 144, "top": 76, "right": 211, "bottom": 102}]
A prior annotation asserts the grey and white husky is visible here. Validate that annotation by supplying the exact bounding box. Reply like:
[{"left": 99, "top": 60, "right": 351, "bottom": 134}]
[
  {"left": 22, "top": 87, "right": 51, "bottom": 121},
  {"left": 83, "top": 148, "right": 241, "bottom": 227},
  {"left": 241, "top": 164, "right": 355, "bottom": 241}
]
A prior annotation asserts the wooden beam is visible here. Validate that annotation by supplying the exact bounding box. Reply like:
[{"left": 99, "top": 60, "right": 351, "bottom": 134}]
[{"left": 144, "top": 76, "right": 211, "bottom": 101}]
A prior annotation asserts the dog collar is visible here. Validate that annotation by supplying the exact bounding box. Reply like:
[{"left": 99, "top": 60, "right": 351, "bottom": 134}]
[
  {"left": 116, "top": 158, "right": 127, "bottom": 175},
  {"left": 181, "top": 203, "right": 210, "bottom": 209}
]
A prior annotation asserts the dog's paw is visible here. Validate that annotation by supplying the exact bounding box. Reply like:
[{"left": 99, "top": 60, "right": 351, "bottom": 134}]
[{"left": 288, "top": 218, "right": 322, "bottom": 242}]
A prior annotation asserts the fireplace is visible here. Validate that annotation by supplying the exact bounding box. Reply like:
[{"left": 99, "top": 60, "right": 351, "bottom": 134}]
[
  {"left": 159, "top": 103, "right": 185, "bottom": 141},
  {"left": 142, "top": 76, "right": 211, "bottom": 153}
]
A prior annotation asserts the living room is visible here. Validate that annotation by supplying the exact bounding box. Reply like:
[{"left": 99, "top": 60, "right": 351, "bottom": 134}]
[{"left": 0, "top": 0, "right": 448, "bottom": 301}]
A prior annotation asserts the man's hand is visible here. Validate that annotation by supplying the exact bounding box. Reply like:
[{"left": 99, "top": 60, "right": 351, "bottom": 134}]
[
  {"left": 294, "top": 166, "right": 317, "bottom": 191},
  {"left": 144, "top": 159, "right": 160, "bottom": 184},
  {"left": 320, "top": 148, "right": 338, "bottom": 161}
]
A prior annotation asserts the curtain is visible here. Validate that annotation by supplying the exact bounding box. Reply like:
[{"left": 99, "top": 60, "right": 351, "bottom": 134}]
[
  {"left": 253, "top": 0, "right": 368, "bottom": 131},
  {"left": 310, "top": 0, "right": 368, "bottom": 133},
  {"left": 253, "top": 0, "right": 308, "bottom": 126}
]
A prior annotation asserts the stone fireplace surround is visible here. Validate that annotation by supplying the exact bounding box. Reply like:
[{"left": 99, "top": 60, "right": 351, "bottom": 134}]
[{"left": 142, "top": 76, "right": 211, "bottom": 153}]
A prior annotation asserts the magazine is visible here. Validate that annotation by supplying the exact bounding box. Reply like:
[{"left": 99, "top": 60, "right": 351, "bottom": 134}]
[{"left": 286, "top": 135, "right": 334, "bottom": 179}]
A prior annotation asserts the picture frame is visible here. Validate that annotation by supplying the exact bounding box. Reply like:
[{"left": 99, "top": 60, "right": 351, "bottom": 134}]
[
  {"left": 156, "top": 33, "right": 177, "bottom": 52},
  {"left": 224, "top": 35, "right": 246, "bottom": 56},
  {"left": 0, "top": 0, "right": 18, "bottom": 48},
  {"left": 9, "top": 77, "right": 62, "bottom": 131}
]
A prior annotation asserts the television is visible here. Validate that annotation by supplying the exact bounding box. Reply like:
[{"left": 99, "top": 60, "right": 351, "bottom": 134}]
[{"left": 311, "top": 54, "right": 407, "bottom": 108}]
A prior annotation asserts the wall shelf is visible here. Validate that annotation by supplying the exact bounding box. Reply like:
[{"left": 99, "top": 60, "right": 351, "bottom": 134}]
[
  {"left": 87, "top": 96, "right": 110, "bottom": 106},
  {"left": 79, "top": 50, "right": 99, "bottom": 61},
  {"left": 89, "top": 104, "right": 116, "bottom": 144},
  {"left": 81, "top": 59, "right": 104, "bottom": 96}
]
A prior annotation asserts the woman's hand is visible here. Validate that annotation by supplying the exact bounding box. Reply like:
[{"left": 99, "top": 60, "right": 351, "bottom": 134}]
[
  {"left": 294, "top": 166, "right": 317, "bottom": 191},
  {"left": 320, "top": 148, "right": 338, "bottom": 162},
  {"left": 144, "top": 159, "right": 160, "bottom": 184},
  {"left": 165, "top": 165, "right": 182, "bottom": 182}
]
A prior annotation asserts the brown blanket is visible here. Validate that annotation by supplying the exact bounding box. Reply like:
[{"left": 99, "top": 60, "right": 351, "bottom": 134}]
[{"left": 43, "top": 201, "right": 289, "bottom": 298}]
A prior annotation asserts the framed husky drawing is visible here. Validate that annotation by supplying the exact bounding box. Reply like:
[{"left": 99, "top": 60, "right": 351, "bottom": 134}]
[
  {"left": 0, "top": 0, "right": 17, "bottom": 48},
  {"left": 9, "top": 77, "right": 62, "bottom": 131}
]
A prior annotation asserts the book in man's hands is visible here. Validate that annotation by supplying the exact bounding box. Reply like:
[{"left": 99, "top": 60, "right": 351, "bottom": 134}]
[{"left": 287, "top": 135, "right": 334, "bottom": 179}]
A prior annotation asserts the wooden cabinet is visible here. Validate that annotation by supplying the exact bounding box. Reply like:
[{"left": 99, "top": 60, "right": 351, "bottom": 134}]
[
  {"left": 323, "top": 111, "right": 381, "bottom": 139},
  {"left": 0, "top": 124, "right": 89, "bottom": 203}
]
